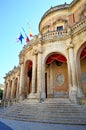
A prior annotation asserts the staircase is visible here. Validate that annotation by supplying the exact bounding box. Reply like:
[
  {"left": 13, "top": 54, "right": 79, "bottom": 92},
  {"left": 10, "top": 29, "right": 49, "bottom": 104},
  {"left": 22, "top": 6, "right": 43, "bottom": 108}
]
[{"left": 0, "top": 98, "right": 86, "bottom": 125}]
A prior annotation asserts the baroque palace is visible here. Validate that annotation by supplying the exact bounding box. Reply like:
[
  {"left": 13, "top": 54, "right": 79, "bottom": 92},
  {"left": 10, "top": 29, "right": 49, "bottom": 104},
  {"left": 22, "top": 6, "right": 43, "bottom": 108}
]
[{"left": 3, "top": 0, "right": 86, "bottom": 105}]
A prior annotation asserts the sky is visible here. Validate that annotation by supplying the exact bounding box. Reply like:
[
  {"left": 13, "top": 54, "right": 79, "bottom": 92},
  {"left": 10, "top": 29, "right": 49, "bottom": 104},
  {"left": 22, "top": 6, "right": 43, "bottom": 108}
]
[{"left": 0, "top": 0, "right": 72, "bottom": 84}]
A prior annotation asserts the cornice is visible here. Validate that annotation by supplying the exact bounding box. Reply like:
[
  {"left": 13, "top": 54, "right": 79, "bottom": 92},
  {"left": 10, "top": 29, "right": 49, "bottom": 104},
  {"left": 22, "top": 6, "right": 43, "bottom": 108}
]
[
  {"left": 19, "top": 17, "right": 86, "bottom": 53},
  {"left": 70, "top": 0, "right": 80, "bottom": 7},
  {"left": 19, "top": 35, "right": 42, "bottom": 56}
]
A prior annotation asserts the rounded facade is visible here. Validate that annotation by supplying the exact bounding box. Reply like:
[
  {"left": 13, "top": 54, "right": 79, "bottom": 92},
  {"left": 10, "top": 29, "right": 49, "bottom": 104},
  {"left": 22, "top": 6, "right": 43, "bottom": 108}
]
[{"left": 3, "top": 0, "right": 86, "bottom": 105}]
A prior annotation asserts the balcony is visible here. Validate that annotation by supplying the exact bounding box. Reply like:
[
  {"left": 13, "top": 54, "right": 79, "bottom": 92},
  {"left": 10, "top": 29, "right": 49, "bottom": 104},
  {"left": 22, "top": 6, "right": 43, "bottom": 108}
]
[
  {"left": 41, "top": 18, "right": 86, "bottom": 41},
  {"left": 71, "top": 18, "right": 86, "bottom": 34},
  {"left": 41, "top": 29, "right": 68, "bottom": 41}
]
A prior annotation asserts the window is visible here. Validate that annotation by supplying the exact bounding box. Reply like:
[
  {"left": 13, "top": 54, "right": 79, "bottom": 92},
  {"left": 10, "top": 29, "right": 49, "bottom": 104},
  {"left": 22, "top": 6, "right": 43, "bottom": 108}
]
[{"left": 57, "top": 26, "right": 63, "bottom": 31}]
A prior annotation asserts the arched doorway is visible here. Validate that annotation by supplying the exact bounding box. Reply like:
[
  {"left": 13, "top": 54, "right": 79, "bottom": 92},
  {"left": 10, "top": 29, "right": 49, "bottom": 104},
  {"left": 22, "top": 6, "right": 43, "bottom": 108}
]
[
  {"left": 80, "top": 46, "right": 86, "bottom": 97},
  {"left": 25, "top": 60, "right": 32, "bottom": 96},
  {"left": 45, "top": 53, "right": 68, "bottom": 98}
]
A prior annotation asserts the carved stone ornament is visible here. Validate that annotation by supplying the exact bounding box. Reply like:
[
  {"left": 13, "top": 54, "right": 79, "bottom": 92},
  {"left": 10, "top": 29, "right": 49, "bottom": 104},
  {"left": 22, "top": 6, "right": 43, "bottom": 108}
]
[
  {"left": 32, "top": 47, "right": 38, "bottom": 55},
  {"left": 56, "top": 74, "right": 64, "bottom": 86},
  {"left": 66, "top": 42, "right": 74, "bottom": 50}
]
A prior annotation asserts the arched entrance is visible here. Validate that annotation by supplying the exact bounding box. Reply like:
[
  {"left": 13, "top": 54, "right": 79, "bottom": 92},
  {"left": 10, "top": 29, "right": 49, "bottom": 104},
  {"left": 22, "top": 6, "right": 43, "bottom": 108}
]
[
  {"left": 25, "top": 60, "right": 32, "bottom": 97},
  {"left": 80, "top": 46, "right": 86, "bottom": 97},
  {"left": 45, "top": 53, "right": 68, "bottom": 98}
]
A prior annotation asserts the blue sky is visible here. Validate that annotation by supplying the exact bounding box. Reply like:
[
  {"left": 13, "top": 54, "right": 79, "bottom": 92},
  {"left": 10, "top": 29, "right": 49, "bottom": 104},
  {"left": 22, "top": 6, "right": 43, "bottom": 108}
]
[{"left": 0, "top": 0, "right": 72, "bottom": 84}]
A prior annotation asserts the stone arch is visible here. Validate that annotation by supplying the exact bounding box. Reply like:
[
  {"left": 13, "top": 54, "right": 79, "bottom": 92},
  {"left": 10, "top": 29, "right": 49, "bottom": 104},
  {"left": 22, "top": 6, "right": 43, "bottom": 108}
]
[
  {"left": 76, "top": 42, "right": 86, "bottom": 97},
  {"left": 25, "top": 60, "right": 32, "bottom": 96},
  {"left": 44, "top": 52, "right": 68, "bottom": 98}
]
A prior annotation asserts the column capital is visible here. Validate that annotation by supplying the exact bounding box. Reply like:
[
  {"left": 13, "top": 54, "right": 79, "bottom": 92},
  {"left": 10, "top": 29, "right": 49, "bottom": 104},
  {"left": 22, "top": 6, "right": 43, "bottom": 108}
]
[
  {"left": 32, "top": 47, "right": 38, "bottom": 55},
  {"left": 66, "top": 42, "right": 74, "bottom": 50}
]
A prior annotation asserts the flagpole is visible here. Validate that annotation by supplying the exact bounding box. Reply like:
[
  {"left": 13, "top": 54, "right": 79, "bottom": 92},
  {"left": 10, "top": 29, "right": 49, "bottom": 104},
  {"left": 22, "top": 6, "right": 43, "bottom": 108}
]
[
  {"left": 21, "top": 27, "right": 30, "bottom": 43},
  {"left": 27, "top": 22, "right": 31, "bottom": 30},
  {"left": 21, "top": 27, "right": 26, "bottom": 36}
]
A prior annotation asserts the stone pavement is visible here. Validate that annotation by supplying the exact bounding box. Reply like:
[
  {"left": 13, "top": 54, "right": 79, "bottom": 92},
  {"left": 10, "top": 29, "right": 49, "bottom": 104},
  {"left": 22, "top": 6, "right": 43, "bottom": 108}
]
[
  {"left": 0, "top": 120, "right": 13, "bottom": 130},
  {"left": 0, "top": 118, "right": 86, "bottom": 130}
]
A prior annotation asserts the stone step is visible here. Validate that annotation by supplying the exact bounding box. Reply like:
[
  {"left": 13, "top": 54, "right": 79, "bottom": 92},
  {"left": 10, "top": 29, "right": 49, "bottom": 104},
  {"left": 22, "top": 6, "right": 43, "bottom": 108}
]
[
  {"left": 0, "top": 98, "right": 86, "bottom": 125},
  {"left": 1, "top": 114, "right": 86, "bottom": 125}
]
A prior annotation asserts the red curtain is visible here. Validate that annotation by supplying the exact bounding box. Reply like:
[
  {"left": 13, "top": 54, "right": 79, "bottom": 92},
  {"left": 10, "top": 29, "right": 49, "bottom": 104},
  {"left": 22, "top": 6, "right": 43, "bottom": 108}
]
[
  {"left": 28, "top": 61, "right": 32, "bottom": 71},
  {"left": 46, "top": 54, "right": 67, "bottom": 64},
  {"left": 80, "top": 47, "right": 86, "bottom": 59}
]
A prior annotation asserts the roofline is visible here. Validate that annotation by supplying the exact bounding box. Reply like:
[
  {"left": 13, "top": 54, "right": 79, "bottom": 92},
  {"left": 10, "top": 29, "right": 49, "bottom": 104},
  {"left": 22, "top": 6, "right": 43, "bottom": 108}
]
[{"left": 39, "top": 0, "right": 80, "bottom": 31}]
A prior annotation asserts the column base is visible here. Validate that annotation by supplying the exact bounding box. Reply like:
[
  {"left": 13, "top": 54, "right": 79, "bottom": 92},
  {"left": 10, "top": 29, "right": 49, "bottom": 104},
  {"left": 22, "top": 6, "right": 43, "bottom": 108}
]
[
  {"left": 69, "top": 89, "right": 78, "bottom": 104},
  {"left": 27, "top": 92, "right": 46, "bottom": 103},
  {"left": 27, "top": 93, "right": 38, "bottom": 99},
  {"left": 77, "top": 87, "right": 84, "bottom": 98},
  {"left": 19, "top": 95, "right": 25, "bottom": 101}
]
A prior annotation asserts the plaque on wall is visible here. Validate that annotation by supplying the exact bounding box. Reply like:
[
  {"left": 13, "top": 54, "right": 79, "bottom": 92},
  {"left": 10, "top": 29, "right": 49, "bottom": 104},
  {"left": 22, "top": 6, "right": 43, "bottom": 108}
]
[{"left": 56, "top": 74, "right": 64, "bottom": 86}]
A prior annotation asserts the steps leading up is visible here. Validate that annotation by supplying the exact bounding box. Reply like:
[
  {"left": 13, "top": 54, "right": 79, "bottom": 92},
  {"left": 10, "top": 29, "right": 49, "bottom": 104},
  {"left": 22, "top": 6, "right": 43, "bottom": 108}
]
[{"left": 0, "top": 98, "right": 86, "bottom": 125}]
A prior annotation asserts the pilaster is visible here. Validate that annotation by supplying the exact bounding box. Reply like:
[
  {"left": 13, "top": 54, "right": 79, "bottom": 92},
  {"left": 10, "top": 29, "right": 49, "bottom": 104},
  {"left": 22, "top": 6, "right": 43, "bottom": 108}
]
[
  {"left": 11, "top": 77, "right": 15, "bottom": 98},
  {"left": 6, "top": 80, "right": 10, "bottom": 99},
  {"left": 67, "top": 41, "right": 78, "bottom": 103},
  {"left": 19, "top": 54, "right": 25, "bottom": 100},
  {"left": 31, "top": 47, "right": 37, "bottom": 93},
  {"left": 16, "top": 75, "right": 20, "bottom": 100},
  {"left": 37, "top": 43, "right": 42, "bottom": 97}
]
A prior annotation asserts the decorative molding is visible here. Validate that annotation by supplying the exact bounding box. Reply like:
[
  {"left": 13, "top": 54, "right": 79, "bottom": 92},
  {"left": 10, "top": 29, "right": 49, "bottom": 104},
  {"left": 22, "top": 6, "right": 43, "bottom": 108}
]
[
  {"left": 56, "top": 73, "right": 64, "bottom": 86},
  {"left": 66, "top": 40, "right": 74, "bottom": 49},
  {"left": 32, "top": 47, "right": 38, "bottom": 55}
]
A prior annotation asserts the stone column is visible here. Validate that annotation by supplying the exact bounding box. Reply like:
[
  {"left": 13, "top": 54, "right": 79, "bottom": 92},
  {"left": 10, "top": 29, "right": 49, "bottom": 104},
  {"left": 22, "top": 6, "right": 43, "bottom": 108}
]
[
  {"left": 19, "top": 54, "right": 25, "bottom": 100},
  {"left": 16, "top": 76, "right": 20, "bottom": 100},
  {"left": 27, "top": 77, "right": 30, "bottom": 94},
  {"left": 3, "top": 82, "right": 7, "bottom": 99},
  {"left": 41, "top": 64, "right": 46, "bottom": 100},
  {"left": 11, "top": 78, "right": 15, "bottom": 98},
  {"left": 47, "top": 66, "right": 50, "bottom": 97},
  {"left": 5, "top": 82, "right": 8, "bottom": 99},
  {"left": 6, "top": 80, "right": 10, "bottom": 99},
  {"left": 67, "top": 59, "right": 72, "bottom": 96},
  {"left": 50, "top": 64, "right": 54, "bottom": 96},
  {"left": 67, "top": 42, "right": 77, "bottom": 103},
  {"left": 31, "top": 50, "right": 37, "bottom": 93},
  {"left": 37, "top": 43, "right": 42, "bottom": 97},
  {"left": 76, "top": 57, "right": 84, "bottom": 98}
]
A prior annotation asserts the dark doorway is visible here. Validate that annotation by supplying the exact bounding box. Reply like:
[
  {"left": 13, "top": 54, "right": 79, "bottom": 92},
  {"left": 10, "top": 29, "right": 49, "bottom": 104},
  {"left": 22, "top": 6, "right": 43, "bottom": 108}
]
[{"left": 45, "top": 72, "right": 47, "bottom": 98}]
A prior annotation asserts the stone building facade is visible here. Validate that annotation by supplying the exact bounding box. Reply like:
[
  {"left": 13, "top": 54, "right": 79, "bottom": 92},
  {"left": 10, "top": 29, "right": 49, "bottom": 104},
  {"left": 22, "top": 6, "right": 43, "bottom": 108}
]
[{"left": 3, "top": 0, "right": 86, "bottom": 104}]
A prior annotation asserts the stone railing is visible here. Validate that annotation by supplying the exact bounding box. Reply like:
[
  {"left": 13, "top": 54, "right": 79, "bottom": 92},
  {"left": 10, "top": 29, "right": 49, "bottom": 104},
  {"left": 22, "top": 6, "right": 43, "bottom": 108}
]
[
  {"left": 72, "top": 18, "right": 86, "bottom": 34},
  {"left": 41, "top": 18, "right": 86, "bottom": 41},
  {"left": 21, "top": 18, "right": 86, "bottom": 51},
  {"left": 41, "top": 29, "right": 68, "bottom": 40}
]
